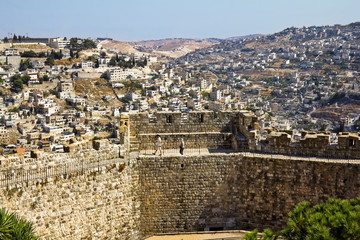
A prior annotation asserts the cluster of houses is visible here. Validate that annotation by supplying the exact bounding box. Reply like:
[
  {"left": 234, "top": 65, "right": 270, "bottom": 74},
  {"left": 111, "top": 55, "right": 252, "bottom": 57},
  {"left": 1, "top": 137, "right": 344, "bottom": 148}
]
[
  {"left": 0, "top": 23, "right": 360, "bottom": 155},
  {"left": 170, "top": 23, "right": 360, "bottom": 132}
]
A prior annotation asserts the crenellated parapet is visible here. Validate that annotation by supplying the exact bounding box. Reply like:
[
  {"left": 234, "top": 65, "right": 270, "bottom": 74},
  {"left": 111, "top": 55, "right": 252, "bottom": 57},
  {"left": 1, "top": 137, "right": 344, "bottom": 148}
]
[
  {"left": 124, "top": 110, "right": 257, "bottom": 151},
  {"left": 0, "top": 137, "right": 123, "bottom": 171},
  {"left": 261, "top": 130, "right": 360, "bottom": 158}
]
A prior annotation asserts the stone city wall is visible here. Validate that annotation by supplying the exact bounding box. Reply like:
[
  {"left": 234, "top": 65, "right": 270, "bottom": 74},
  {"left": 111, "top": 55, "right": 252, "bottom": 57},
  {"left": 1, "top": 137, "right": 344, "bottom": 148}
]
[
  {"left": 127, "top": 111, "right": 257, "bottom": 150},
  {"left": 0, "top": 146, "right": 359, "bottom": 239},
  {"left": 262, "top": 130, "right": 360, "bottom": 158},
  {"left": 0, "top": 138, "right": 120, "bottom": 171},
  {"left": 1, "top": 110, "right": 360, "bottom": 239},
  {"left": 137, "top": 133, "right": 233, "bottom": 150},
  {"left": 137, "top": 154, "right": 360, "bottom": 236},
  {"left": 129, "top": 111, "right": 234, "bottom": 134},
  {"left": 0, "top": 141, "right": 141, "bottom": 240}
]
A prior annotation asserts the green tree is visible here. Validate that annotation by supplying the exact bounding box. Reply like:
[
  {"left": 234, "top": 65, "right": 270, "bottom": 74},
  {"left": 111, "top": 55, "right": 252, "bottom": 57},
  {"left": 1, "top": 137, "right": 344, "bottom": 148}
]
[
  {"left": 243, "top": 229, "right": 259, "bottom": 240},
  {"left": 201, "top": 91, "right": 210, "bottom": 100},
  {"left": 109, "top": 57, "right": 117, "bottom": 67},
  {"left": 8, "top": 107, "right": 19, "bottom": 113},
  {"left": 242, "top": 229, "right": 278, "bottom": 240},
  {"left": 87, "top": 55, "right": 95, "bottom": 61},
  {"left": 131, "top": 56, "right": 135, "bottom": 66},
  {"left": 69, "top": 38, "right": 82, "bottom": 51},
  {"left": 282, "top": 198, "right": 360, "bottom": 240},
  {"left": 41, "top": 75, "right": 50, "bottom": 82},
  {"left": 95, "top": 60, "right": 99, "bottom": 68},
  {"left": 45, "top": 56, "right": 55, "bottom": 66},
  {"left": 21, "top": 75, "right": 30, "bottom": 85},
  {"left": 69, "top": 38, "right": 96, "bottom": 51},
  {"left": 21, "top": 51, "right": 37, "bottom": 58},
  {"left": 12, "top": 79, "right": 24, "bottom": 93},
  {"left": 262, "top": 229, "right": 277, "bottom": 240},
  {"left": 43, "top": 91, "right": 50, "bottom": 98},
  {"left": 70, "top": 49, "right": 74, "bottom": 58},
  {"left": 243, "top": 198, "right": 360, "bottom": 240},
  {"left": 19, "top": 59, "right": 33, "bottom": 71},
  {"left": 0, "top": 208, "right": 39, "bottom": 240},
  {"left": 83, "top": 39, "right": 96, "bottom": 49},
  {"left": 52, "top": 51, "right": 63, "bottom": 60},
  {"left": 136, "top": 57, "right": 148, "bottom": 68},
  {"left": 37, "top": 52, "right": 46, "bottom": 58}
]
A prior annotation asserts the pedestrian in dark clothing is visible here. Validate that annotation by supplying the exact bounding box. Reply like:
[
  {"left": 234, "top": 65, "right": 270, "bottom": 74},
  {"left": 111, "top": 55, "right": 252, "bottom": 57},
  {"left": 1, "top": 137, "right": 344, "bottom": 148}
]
[{"left": 179, "top": 138, "right": 185, "bottom": 155}]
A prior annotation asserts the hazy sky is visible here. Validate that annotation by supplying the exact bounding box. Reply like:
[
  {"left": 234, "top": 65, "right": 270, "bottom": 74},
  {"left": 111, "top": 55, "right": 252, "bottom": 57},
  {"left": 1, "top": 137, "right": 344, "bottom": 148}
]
[{"left": 1, "top": 0, "right": 359, "bottom": 41}]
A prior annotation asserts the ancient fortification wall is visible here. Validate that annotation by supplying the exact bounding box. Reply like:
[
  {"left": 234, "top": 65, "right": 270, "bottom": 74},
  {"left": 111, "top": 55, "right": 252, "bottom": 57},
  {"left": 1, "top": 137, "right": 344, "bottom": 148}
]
[
  {"left": 0, "top": 111, "right": 360, "bottom": 239},
  {"left": 0, "top": 144, "right": 359, "bottom": 239},
  {"left": 124, "top": 110, "right": 360, "bottom": 159},
  {"left": 126, "top": 110, "right": 258, "bottom": 151},
  {"left": 262, "top": 130, "right": 360, "bottom": 158},
  {"left": 0, "top": 140, "right": 141, "bottom": 240},
  {"left": 137, "top": 154, "right": 360, "bottom": 236}
]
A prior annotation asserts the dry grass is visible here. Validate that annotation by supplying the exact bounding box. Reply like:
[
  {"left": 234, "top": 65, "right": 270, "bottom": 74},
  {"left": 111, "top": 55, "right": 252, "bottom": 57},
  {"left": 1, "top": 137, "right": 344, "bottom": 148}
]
[
  {"left": 74, "top": 78, "right": 122, "bottom": 107},
  {"left": 13, "top": 43, "right": 51, "bottom": 50},
  {"left": 54, "top": 58, "right": 81, "bottom": 66}
]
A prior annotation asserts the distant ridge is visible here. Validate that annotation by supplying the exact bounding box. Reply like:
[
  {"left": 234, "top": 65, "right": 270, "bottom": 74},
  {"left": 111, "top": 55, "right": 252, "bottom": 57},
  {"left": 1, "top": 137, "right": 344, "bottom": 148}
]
[
  {"left": 100, "top": 38, "right": 219, "bottom": 58},
  {"left": 99, "top": 34, "right": 264, "bottom": 59},
  {"left": 226, "top": 34, "right": 265, "bottom": 41},
  {"left": 349, "top": 21, "right": 360, "bottom": 26}
]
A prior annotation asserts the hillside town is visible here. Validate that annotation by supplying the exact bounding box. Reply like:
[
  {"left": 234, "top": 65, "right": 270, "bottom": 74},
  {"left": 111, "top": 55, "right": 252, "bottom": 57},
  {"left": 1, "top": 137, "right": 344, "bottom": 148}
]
[{"left": 0, "top": 22, "right": 360, "bottom": 156}]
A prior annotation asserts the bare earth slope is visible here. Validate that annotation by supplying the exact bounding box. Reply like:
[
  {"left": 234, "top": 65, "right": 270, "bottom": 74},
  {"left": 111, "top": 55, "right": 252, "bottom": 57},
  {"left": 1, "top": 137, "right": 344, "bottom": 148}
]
[
  {"left": 98, "top": 38, "right": 219, "bottom": 59},
  {"left": 97, "top": 40, "right": 140, "bottom": 54},
  {"left": 129, "top": 38, "right": 217, "bottom": 58}
]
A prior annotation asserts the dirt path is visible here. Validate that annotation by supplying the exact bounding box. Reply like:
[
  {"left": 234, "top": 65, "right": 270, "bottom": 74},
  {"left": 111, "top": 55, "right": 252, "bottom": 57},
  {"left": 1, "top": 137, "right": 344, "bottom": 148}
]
[{"left": 145, "top": 232, "right": 246, "bottom": 240}]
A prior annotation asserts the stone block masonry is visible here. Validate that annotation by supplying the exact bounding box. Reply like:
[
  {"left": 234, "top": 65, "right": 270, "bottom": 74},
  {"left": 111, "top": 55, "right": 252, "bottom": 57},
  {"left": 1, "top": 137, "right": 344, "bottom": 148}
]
[
  {"left": 137, "top": 154, "right": 360, "bottom": 236},
  {"left": 0, "top": 142, "right": 359, "bottom": 239},
  {"left": 126, "top": 110, "right": 258, "bottom": 151},
  {"left": 0, "top": 144, "right": 141, "bottom": 240}
]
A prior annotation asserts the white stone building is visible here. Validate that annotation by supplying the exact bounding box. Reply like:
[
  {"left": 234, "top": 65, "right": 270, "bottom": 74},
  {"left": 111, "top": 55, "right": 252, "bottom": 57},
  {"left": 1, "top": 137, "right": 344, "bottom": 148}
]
[
  {"left": 49, "top": 38, "right": 70, "bottom": 49},
  {"left": 108, "top": 68, "right": 141, "bottom": 82}
]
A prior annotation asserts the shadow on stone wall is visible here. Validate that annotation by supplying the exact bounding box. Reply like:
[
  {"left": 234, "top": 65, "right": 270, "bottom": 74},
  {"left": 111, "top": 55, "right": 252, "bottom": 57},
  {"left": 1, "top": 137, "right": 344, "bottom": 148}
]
[{"left": 138, "top": 154, "right": 360, "bottom": 236}]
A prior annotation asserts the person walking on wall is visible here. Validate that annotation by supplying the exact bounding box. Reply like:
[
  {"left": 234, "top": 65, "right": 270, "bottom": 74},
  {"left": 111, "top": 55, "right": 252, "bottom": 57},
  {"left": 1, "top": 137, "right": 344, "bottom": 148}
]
[
  {"left": 153, "top": 135, "right": 163, "bottom": 156},
  {"left": 179, "top": 138, "right": 185, "bottom": 155}
]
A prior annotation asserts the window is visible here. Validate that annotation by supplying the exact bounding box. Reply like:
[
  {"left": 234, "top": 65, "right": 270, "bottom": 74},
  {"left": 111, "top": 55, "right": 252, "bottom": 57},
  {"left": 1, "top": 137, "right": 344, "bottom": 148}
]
[
  {"left": 166, "top": 115, "right": 173, "bottom": 124},
  {"left": 349, "top": 138, "right": 356, "bottom": 147},
  {"left": 199, "top": 113, "right": 204, "bottom": 123}
]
